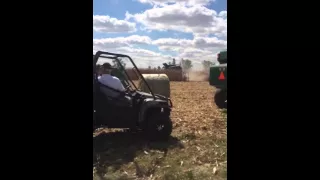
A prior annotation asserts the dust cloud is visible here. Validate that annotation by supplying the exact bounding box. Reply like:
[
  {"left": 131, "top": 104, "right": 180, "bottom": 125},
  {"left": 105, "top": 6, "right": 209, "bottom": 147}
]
[{"left": 185, "top": 70, "right": 209, "bottom": 82}]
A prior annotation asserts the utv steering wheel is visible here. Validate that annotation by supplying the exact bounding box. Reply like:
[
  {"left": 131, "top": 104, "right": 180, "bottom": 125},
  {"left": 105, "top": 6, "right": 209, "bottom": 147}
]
[
  {"left": 124, "top": 85, "right": 136, "bottom": 94},
  {"left": 125, "top": 85, "right": 131, "bottom": 93}
]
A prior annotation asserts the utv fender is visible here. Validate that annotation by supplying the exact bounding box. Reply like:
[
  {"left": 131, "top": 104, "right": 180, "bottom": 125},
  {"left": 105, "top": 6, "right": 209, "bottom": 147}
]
[{"left": 139, "top": 100, "right": 171, "bottom": 123}]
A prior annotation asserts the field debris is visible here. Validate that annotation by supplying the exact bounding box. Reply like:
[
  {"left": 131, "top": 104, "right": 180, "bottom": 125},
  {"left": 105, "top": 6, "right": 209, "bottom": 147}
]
[{"left": 93, "top": 82, "right": 227, "bottom": 180}]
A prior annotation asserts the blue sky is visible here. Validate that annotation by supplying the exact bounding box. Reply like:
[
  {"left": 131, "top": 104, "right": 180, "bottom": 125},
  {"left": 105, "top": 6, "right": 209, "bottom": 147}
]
[{"left": 93, "top": 0, "right": 227, "bottom": 69}]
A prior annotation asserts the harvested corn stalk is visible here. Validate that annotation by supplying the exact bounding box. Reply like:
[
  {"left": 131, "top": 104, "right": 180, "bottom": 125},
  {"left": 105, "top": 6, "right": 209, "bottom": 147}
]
[{"left": 138, "top": 74, "right": 170, "bottom": 97}]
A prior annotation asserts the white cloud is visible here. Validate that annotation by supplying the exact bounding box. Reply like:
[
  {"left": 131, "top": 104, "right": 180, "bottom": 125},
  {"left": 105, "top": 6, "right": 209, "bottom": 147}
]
[
  {"left": 193, "top": 37, "right": 227, "bottom": 50},
  {"left": 218, "top": 10, "right": 227, "bottom": 18},
  {"left": 94, "top": 45, "right": 216, "bottom": 69},
  {"left": 93, "top": 36, "right": 173, "bottom": 68},
  {"left": 136, "top": 0, "right": 215, "bottom": 6},
  {"left": 152, "top": 37, "right": 226, "bottom": 67},
  {"left": 93, "top": 35, "right": 225, "bottom": 69},
  {"left": 93, "top": 15, "right": 136, "bottom": 33},
  {"left": 176, "top": 48, "right": 220, "bottom": 67},
  {"left": 95, "top": 46, "right": 173, "bottom": 68},
  {"left": 93, "top": 35, "right": 152, "bottom": 50},
  {"left": 153, "top": 37, "right": 226, "bottom": 52},
  {"left": 179, "top": 48, "right": 215, "bottom": 59},
  {"left": 93, "top": 2, "right": 227, "bottom": 70},
  {"left": 152, "top": 38, "right": 192, "bottom": 52},
  {"left": 126, "top": 4, "right": 227, "bottom": 37}
]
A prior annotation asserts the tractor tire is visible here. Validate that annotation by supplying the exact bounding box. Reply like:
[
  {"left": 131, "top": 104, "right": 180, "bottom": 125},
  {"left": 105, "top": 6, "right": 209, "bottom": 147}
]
[
  {"left": 145, "top": 113, "right": 172, "bottom": 141},
  {"left": 214, "top": 89, "right": 227, "bottom": 109}
]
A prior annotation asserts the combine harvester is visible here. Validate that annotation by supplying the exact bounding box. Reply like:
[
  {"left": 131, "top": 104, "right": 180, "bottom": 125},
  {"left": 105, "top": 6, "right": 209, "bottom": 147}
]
[
  {"left": 209, "top": 50, "right": 227, "bottom": 109},
  {"left": 162, "top": 63, "right": 188, "bottom": 81}
]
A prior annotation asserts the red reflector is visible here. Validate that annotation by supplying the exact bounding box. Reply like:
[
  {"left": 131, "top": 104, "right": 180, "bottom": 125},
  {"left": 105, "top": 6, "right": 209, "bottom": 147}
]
[{"left": 218, "top": 72, "right": 225, "bottom": 80}]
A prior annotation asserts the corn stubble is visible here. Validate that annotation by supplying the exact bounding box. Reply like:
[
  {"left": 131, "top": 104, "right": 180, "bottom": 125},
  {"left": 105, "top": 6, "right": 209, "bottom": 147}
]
[{"left": 94, "top": 82, "right": 227, "bottom": 180}]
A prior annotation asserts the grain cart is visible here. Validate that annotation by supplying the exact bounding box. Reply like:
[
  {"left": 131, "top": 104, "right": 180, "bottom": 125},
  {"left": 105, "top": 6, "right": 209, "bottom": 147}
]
[
  {"left": 209, "top": 50, "right": 227, "bottom": 109},
  {"left": 93, "top": 51, "right": 173, "bottom": 141}
]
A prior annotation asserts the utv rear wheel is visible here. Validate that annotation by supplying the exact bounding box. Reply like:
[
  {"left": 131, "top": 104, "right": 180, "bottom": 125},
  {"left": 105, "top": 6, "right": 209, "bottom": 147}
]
[
  {"left": 214, "top": 89, "right": 227, "bottom": 109},
  {"left": 145, "top": 114, "right": 172, "bottom": 141}
]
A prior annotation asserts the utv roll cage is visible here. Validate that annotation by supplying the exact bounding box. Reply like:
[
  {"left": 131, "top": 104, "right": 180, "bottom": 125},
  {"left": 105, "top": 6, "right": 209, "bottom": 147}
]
[{"left": 93, "top": 51, "right": 172, "bottom": 106}]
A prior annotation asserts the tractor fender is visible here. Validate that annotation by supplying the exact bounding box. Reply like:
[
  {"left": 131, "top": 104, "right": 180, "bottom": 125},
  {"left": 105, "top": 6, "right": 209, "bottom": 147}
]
[{"left": 138, "top": 99, "right": 171, "bottom": 123}]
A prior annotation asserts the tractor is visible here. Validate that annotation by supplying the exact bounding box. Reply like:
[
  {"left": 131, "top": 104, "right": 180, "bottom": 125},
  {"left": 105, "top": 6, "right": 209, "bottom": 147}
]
[
  {"left": 209, "top": 50, "right": 227, "bottom": 109},
  {"left": 93, "top": 51, "right": 173, "bottom": 141}
]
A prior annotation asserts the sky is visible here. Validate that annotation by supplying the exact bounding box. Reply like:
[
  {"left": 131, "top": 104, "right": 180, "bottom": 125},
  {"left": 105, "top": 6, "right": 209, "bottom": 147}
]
[{"left": 93, "top": 0, "right": 227, "bottom": 69}]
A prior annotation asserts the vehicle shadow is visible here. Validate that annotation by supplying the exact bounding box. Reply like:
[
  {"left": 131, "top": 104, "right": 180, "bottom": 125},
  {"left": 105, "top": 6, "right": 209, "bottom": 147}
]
[{"left": 93, "top": 130, "right": 184, "bottom": 176}]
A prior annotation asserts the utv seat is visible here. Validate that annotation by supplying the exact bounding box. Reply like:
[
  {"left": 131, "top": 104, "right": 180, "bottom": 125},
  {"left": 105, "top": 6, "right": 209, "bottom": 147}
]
[
  {"left": 98, "top": 83, "right": 132, "bottom": 107},
  {"left": 94, "top": 88, "right": 135, "bottom": 128}
]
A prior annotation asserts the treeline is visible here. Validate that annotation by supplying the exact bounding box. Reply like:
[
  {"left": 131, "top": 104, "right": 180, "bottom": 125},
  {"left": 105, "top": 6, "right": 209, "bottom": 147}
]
[
  {"left": 109, "top": 58, "right": 214, "bottom": 81},
  {"left": 113, "top": 57, "right": 216, "bottom": 71}
]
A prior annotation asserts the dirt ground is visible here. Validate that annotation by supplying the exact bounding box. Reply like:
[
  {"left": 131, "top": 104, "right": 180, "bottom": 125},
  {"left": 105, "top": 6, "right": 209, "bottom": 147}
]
[{"left": 93, "top": 82, "right": 227, "bottom": 180}]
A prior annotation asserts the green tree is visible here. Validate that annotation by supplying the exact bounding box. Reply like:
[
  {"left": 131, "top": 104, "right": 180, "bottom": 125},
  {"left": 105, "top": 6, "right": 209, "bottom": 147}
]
[
  {"left": 172, "top": 58, "right": 176, "bottom": 65},
  {"left": 112, "top": 57, "right": 126, "bottom": 69},
  {"left": 181, "top": 59, "right": 193, "bottom": 70},
  {"left": 202, "top": 60, "right": 214, "bottom": 70}
]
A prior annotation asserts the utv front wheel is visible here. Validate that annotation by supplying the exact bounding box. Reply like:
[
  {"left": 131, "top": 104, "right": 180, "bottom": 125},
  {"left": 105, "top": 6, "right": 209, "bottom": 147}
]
[
  {"left": 145, "top": 114, "right": 172, "bottom": 141},
  {"left": 214, "top": 89, "right": 227, "bottom": 109}
]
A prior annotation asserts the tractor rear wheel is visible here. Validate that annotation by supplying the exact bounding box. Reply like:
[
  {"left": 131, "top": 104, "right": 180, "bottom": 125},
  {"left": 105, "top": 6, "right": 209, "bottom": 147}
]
[{"left": 214, "top": 89, "right": 227, "bottom": 109}]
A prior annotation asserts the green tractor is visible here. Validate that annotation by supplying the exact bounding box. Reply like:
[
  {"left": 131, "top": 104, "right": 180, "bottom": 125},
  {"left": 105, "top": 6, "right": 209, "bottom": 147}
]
[{"left": 209, "top": 50, "right": 227, "bottom": 109}]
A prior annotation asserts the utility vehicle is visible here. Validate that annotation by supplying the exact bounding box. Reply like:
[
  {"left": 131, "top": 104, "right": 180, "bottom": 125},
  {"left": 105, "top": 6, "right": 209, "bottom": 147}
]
[{"left": 93, "top": 51, "right": 173, "bottom": 141}]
